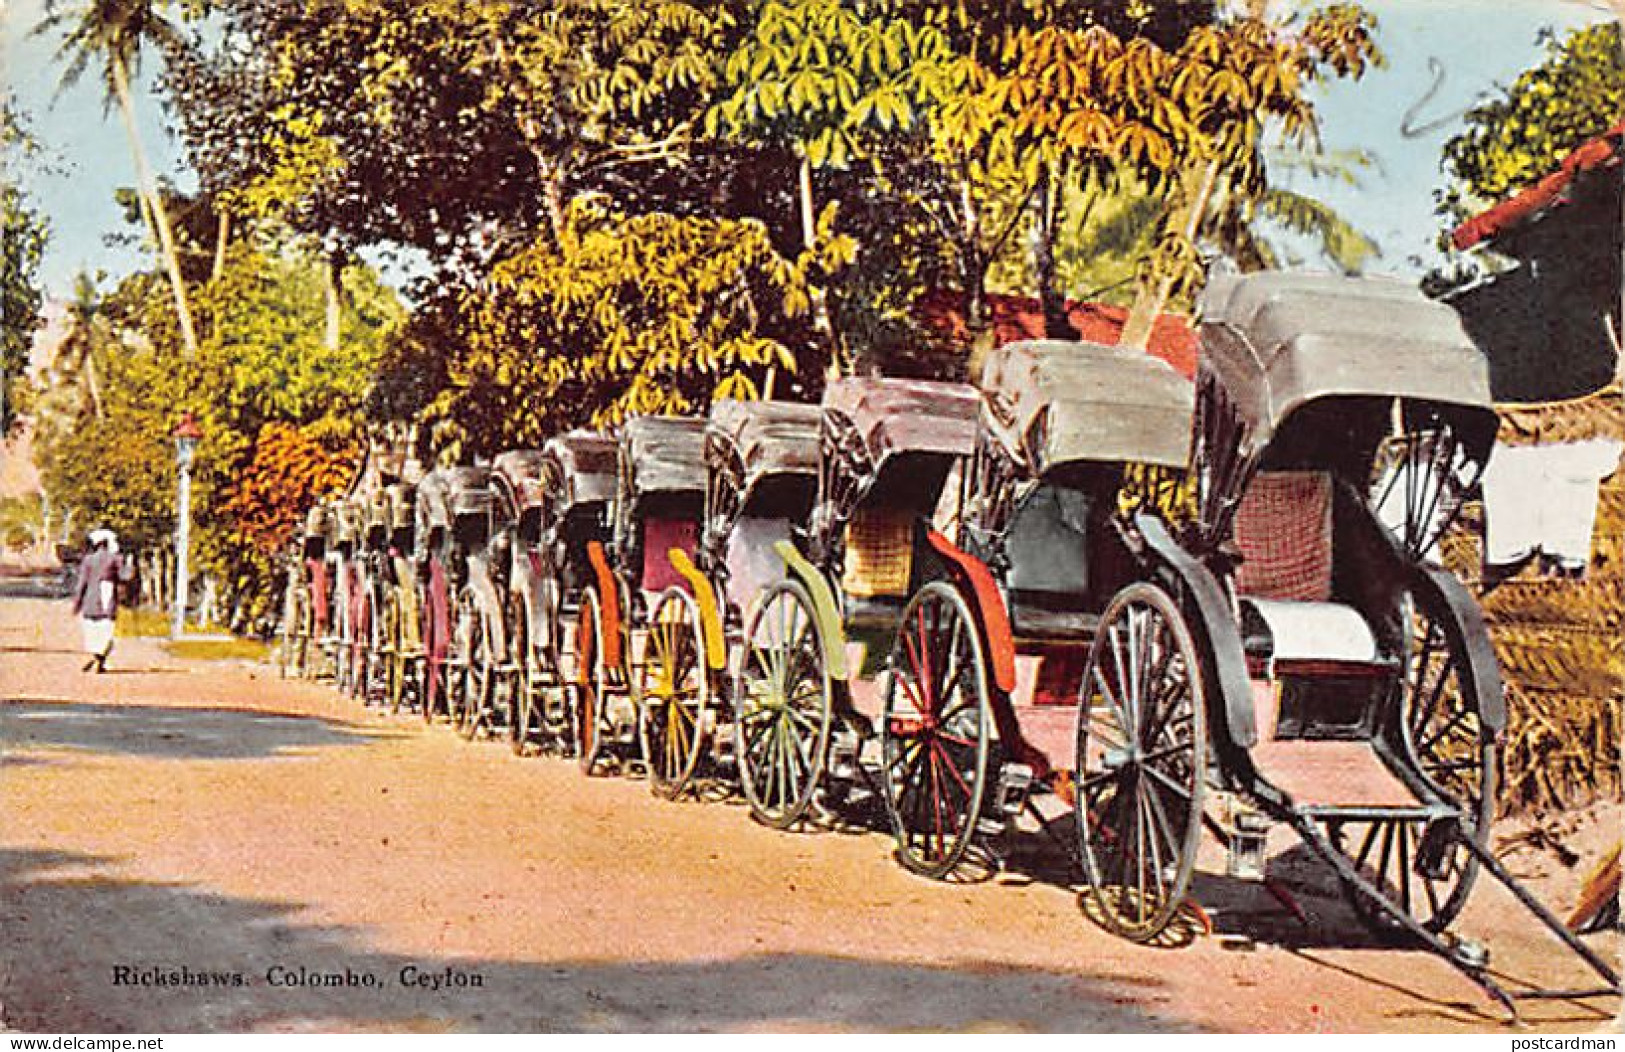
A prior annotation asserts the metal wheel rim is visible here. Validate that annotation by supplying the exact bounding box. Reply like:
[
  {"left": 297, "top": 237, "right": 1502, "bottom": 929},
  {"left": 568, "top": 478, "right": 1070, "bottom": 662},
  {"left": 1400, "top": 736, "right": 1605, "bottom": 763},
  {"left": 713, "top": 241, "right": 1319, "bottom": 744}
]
[
  {"left": 508, "top": 597, "right": 533, "bottom": 755},
  {"left": 639, "top": 589, "right": 709, "bottom": 799},
  {"left": 1074, "top": 581, "right": 1207, "bottom": 942},
  {"left": 1340, "top": 587, "right": 1496, "bottom": 935},
  {"left": 736, "top": 580, "right": 833, "bottom": 829},
  {"left": 880, "top": 580, "right": 992, "bottom": 880},
  {"left": 384, "top": 591, "right": 404, "bottom": 714}
]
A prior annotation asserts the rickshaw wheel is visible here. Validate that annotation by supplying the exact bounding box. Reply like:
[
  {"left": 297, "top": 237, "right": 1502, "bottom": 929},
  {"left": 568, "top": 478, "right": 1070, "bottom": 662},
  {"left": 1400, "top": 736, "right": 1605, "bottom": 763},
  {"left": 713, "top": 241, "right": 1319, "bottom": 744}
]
[
  {"left": 455, "top": 588, "right": 491, "bottom": 740},
  {"left": 880, "top": 580, "right": 992, "bottom": 880},
  {"left": 1336, "top": 585, "right": 1496, "bottom": 936},
  {"left": 575, "top": 589, "right": 607, "bottom": 775},
  {"left": 539, "top": 576, "right": 565, "bottom": 682},
  {"left": 280, "top": 586, "right": 309, "bottom": 680},
  {"left": 638, "top": 589, "right": 710, "bottom": 800},
  {"left": 351, "top": 587, "right": 373, "bottom": 702},
  {"left": 383, "top": 589, "right": 405, "bottom": 714},
  {"left": 508, "top": 594, "right": 538, "bottom": 756},
  {"left": 296, "top": 589, "right": 317, "bottom": 680},
  {"left": 338, "top": 576, "right": 360, "bottom": 695},
  {"left": 1074, "top": 581, "right": 1207, "bottom": 943},
  {"left": 736, "top": 579, "right": 833, "bottom": 830}
]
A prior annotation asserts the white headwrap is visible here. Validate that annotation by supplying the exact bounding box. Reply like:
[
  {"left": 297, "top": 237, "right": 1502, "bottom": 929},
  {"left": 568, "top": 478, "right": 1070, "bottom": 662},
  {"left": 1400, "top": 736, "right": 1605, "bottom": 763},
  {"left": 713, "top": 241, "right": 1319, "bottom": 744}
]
[{"left": 88, "top": 528, "right": 118, "bottom": 553}]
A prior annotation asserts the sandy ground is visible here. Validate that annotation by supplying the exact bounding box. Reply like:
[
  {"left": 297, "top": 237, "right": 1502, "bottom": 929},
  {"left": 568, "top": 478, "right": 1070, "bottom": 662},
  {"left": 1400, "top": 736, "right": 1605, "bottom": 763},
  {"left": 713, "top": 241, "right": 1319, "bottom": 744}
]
[{"left": 0, "top": 594, "right": 1618, "bottom": 1033}]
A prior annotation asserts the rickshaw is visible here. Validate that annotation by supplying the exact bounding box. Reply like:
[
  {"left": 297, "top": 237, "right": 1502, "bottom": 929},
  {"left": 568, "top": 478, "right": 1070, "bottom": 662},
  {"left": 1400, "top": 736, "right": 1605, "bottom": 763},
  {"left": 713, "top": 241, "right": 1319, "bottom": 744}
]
[
  {"left": 278, "top": 502, "right": 331, "bottom": 680},
  {"left": 418, "top": 465, "right": 504, "bottom": 737},
  {"left": 378, "top": 481, "right": 425, "bottom": 713},
  {"left": 489, "top": 449, "right": 550, "bottom": 750},
  {"left": 320, "top": 496, "right": 358, "bottom": 687},
  {"left": 412, "top": 469, "right": 462, "bottom": 723},
  {"left": 345, "top": 487, "right": 393, "bottom": 706},
  {"left": 509, "top": 431, "right": 619, "bottom": 757},
  {"left": 334, "top": 492, "right": 378, "bottom": 699},
  {"left": 575, "top": 416, "right": 708, "bottom": 777},
  {"left": 636, "top": 399, "right": 824, "bottom": 799},
  {"left": 1062, "top": 272, "right": 1617, "bottom": 1013},
  {"left": 434, "top": 465, "right": 512, "bottom": 741},
  {"left": 874, "top": 339, "right": 1196, "bottom": 878},
  {"left": 735, "top": 378, "right": 980, "bottom": 835}
]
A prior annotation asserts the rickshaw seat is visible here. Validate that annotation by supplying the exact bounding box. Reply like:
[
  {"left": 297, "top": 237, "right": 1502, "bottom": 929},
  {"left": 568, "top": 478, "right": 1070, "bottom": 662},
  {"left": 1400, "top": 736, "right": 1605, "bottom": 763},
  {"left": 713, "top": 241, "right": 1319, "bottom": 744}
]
[
  {"left": 1010, "top": 605, "right": 1098, "bottom": 642},
  {"left": 1239, "top": 598, "right": 1379, "bottom": 675},
  {"left": 844, "top": 594, "right": 907, "bottom": 630},
  {"left": 1233, "top": 471, "right": 1334, "bottom": 602},
  {"left": 641, "top": 517, "right": 699, "bottom": 595},
  {"left": 1007, "top": 485, "right": 1093, "bottom": 605},
  {"left": 842, "top": 507, "right": 914, "bottom": 598},
  {"left": 724, "top": 516, "right": 793, "bottom": 613}
]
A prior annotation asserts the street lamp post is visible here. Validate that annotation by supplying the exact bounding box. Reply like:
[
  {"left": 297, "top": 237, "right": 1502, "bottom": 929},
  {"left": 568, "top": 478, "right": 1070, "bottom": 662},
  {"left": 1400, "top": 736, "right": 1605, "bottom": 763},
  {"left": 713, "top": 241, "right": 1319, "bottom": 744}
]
[{"left": 171, "top": 412, "right": 203, "bottom": 640}]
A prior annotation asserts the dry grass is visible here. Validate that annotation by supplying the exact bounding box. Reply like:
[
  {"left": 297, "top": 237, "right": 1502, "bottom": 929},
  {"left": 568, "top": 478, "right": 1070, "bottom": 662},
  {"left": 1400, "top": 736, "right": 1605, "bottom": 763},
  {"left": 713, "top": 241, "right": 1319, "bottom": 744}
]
[
  {"left": 1499, "top": 684, "right": 1622, "bottom": 815},
  {"left": 162, "top": 637, "right": 271, "bottom": 663},
  {"left": 116, "top": 606, "right": 235, "bottom": 639},
  {"left": 1438, "top": 462, "right": 1622, "bottom": 816},
  {"left": 116, "top": 606, "right": 269, "bottom": 663}
]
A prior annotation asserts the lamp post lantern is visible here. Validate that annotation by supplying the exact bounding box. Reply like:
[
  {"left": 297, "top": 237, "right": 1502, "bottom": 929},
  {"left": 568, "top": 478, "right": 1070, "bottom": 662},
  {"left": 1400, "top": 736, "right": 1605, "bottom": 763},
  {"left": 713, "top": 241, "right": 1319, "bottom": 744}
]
[{"left": 171, "top": 412, "right": 203, "bottom": 640}]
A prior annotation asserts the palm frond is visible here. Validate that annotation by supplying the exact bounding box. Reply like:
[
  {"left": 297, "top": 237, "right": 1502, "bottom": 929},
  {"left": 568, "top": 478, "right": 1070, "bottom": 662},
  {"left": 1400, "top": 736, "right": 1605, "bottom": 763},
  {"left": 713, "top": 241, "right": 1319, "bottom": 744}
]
[{"left": 1257, "top": 187, "right": 1380, "bottom": 273}]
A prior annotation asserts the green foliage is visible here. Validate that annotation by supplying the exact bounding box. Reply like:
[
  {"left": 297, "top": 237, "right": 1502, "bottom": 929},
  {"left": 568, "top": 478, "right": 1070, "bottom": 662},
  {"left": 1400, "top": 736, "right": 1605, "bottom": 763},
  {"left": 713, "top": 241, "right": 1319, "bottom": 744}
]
[
  {"left": 34, "top": 229, "right": 400, "bottom": 627},
  {"left": 195, "top": 241, "right": 401, "bottom": 433},
  {"left": 414, "top": 198, "right": 809, "bottom": 461},
  {"left": 707, "top": 0, "right": 958, "bottom": 169},
  {"left": 1442, "top": 22, "right": 1623, "bottom": 205},
  {"left": 0, "top": 494, "right": 46, "bottom": 550},
  {"left": 1, "top": 105, "right": 48, "bottom": 435},
  {"left": 35, "top": 0, "right": 185, "bottom": 107},
  {"left": 36, "top": 328, "right": 180, "bottom": 551}
]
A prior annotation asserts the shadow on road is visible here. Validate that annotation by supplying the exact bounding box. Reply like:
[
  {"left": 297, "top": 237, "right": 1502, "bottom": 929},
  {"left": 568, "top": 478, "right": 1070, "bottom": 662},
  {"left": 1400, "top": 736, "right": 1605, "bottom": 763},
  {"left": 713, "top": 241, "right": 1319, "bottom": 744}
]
[
  {"left": 0, "top": 845, "right": 1186, "bottom": 1032},
  {"left": 0, "top": 700, "right": 387, "bottom": 761},
  {"left": 965, "top": 808, "right": 1614, "bottom": 1026},
  {"left": 0, "top": 575, "right": 71, "bottom": 600}
]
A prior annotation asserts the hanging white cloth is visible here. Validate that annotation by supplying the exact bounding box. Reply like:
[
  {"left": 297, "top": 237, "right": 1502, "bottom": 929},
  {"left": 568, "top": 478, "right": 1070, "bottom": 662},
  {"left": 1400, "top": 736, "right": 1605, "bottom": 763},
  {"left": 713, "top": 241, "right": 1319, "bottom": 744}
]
[{"left": 1479, "top": 439, "right": 1623, "bottom": 569}]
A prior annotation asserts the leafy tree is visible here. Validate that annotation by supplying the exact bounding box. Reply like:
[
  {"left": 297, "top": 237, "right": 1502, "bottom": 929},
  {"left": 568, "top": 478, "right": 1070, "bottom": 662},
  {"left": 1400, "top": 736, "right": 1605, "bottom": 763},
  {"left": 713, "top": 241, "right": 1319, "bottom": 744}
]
[
  {"left": 1441, "top": 21, "right": 1622, "bottom": 208},
  {"left": 36, "top": 0, "right": 202, "bottom": 359},
  {"left": 36, "top": 224, "right": 402, "bottom": 625},
  {"left": 49, "top": 273, "right": 115, "bottom": 421},
  {"left": 169, "top": 0, "right": 736, "bottom": 270},
  {"left": 35, "top": 313, "right": 180, "bottom": 550},
  {"left": 1, "top": 104, "right": 49, "bottom": 435},
  {"left": 411, "top": 198, "right": 814, "bottom": 462},
  {"left": 707, "top": 0, "right": 960, "bottom": 366},
  {"left": 210, "top": 421, "right": 357, "bottom": 628}
]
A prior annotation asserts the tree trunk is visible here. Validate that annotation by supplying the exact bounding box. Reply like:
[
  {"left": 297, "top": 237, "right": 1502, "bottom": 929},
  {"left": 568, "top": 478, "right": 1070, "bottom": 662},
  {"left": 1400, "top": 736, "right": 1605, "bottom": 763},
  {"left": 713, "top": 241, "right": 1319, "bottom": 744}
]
[
  {"left": 323, "top": 248, "right": 344, "bottom": 352},
  {"left": 83, "top": 347, "right": 104, "bottom": 420},
  {"left": 957, "top": 177, "right": 997, "bottom": 374},
  {"left": 1034, "top": 162, "right": 1079, "bottom": 341},
  {"left": 1120, "top": 158, "right": 1220, "bottom": 351},
  {"left": 111, "top": 53, "right": 200, "bottom": 360},
  {"left": 798, "top": 154, "right": 842, "bottom": 381},
  {"left": 212, "top": 209, "right": 230, "bottom": 284}
]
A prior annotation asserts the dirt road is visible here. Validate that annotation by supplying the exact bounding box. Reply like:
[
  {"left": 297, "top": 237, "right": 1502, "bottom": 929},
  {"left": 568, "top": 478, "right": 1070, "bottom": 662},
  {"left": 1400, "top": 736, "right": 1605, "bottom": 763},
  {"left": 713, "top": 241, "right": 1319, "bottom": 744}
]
[{"left": 1, "top": 595, "right": 1618, "bottom": 1033}]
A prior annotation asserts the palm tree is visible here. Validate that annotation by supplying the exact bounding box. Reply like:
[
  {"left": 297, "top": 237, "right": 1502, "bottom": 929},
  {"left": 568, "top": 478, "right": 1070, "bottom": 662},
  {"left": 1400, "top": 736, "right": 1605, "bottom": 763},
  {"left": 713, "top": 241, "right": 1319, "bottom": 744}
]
[
  {"left": 54, "top": 271, "right": 112, "bottom": 420},
  {"left": 35, "top": 0, "right": 200, "bottom": 360}
]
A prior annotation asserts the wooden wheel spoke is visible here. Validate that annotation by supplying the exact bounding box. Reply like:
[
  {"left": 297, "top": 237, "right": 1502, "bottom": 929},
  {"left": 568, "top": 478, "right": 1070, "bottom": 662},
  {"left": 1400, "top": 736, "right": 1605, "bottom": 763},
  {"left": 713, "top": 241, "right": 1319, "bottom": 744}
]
[
  {"left": 1417, "top": 703, "right": 1473, "bottom": 755},
  {"left": 1142, "top": 762, "right": 1193, "bottom": 802},
  {"left": 928, "top": 737, "right": 973, "bottom": 803}
]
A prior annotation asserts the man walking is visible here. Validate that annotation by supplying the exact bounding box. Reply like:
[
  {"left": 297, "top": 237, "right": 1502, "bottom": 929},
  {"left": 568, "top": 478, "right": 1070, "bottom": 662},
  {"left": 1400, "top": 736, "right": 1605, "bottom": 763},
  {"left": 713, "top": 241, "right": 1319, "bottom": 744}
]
[{"left": 71, "top": 528, "right": 125, "bottom": 673}]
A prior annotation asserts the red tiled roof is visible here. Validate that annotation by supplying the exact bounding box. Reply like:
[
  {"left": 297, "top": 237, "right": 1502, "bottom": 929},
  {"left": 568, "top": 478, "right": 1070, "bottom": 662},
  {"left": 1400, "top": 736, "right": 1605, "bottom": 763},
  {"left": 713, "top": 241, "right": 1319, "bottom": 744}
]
[
  {"left": 1451, "top": 120, "right": 1625, "bottom": 251},
  {"left": 914, "top": 289, "right": 1198, "bottom": 380}
]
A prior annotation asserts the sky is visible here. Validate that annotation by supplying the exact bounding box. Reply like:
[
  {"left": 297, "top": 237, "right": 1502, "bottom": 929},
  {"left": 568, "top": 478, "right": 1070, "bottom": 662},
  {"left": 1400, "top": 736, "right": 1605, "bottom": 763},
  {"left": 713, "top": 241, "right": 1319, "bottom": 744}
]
[{"left": 1, "top": 0, "right": 1615, "bottom": 301}]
